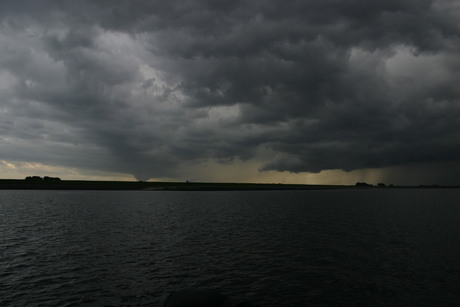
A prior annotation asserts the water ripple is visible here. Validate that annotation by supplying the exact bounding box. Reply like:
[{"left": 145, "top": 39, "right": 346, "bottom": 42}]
[{"left": 1, "top": 189, "right": 460, "bottom": 306}]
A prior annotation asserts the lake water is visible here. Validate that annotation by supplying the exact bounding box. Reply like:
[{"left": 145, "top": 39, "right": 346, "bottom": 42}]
[{"left": 1, "top": 189, "right": 459, "bottom": 306}]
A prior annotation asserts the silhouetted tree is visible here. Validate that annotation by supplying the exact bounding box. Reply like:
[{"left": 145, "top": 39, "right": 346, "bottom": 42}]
[
  {"left": 355, "top": 182, "right": 372, "bottom": 187},
  {"left": 25, "top": 176, "right": 42, "bottom": 182},
  {"left": 43, "top": 176, "right": 61, "bottom": 182}
]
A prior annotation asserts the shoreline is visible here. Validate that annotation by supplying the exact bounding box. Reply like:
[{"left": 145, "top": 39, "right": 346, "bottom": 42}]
[{"left": 0, "top": 179, "right": 458, "bottom": 191}]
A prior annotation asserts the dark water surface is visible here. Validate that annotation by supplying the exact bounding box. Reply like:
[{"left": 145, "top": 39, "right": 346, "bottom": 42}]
[{"left": 1, "top": 189, "right": 459, "bottom": 306}]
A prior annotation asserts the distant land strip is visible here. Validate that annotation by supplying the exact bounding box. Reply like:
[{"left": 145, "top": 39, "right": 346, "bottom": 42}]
[{"left": 0, "top": 179, "right": 458, "bottom": 191}]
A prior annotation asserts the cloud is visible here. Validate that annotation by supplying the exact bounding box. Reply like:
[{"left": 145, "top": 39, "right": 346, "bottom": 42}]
[{"left": 1, "top": 0, "right": 460, "bottom": 183}]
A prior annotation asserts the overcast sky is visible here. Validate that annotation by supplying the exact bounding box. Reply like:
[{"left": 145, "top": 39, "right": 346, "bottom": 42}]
[{"left": 1, "top": 0, "right": 460, "bottom": 185}]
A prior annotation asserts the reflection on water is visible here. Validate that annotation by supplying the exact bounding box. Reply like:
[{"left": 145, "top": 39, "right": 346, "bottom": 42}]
[{"left": 1, "top": 189, "right": 460, "bottom": 306}]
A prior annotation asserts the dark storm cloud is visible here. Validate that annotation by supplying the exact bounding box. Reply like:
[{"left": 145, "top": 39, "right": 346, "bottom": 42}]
[{"left": 1, "top": 0, "right": 460, "bottom": 182}]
